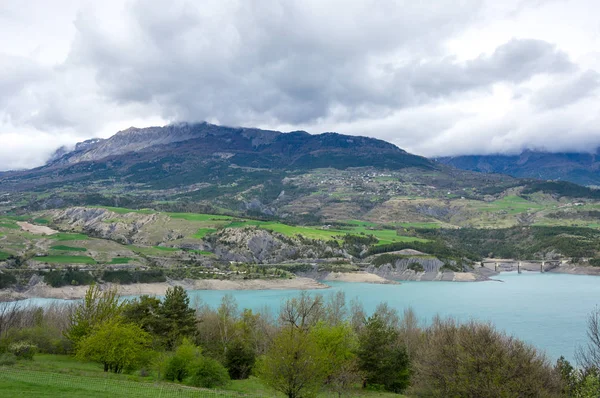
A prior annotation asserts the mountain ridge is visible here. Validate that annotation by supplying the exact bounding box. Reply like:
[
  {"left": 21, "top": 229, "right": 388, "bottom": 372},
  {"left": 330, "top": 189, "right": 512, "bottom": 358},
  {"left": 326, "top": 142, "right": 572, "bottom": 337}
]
[{"left": 437, "top": 149, "right": 600, "bottom": 186}]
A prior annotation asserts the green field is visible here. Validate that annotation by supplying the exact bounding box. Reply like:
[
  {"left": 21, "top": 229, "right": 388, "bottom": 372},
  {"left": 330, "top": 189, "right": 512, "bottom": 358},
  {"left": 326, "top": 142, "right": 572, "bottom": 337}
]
[
  {"left": 51, "top": 245, "right": 87, "bottom": 252},
  {"left": 108, "top": 257, "right": 132, "bottom": 264},
  {"left": 0, "top": 221, "right": 20, "bottom": 229},
  {"left": 92, "top": 206, "right": 423, "bottom": 245},
  {"left": 33, "top": 255, "right": 97, "bottom": 265},
  {"left": 0, "top": 355, "right": 402, "bottom": 398},
  {"left": 50, "top": 233, "right": 90, "bottom": 241},
  {"left": 91, "top": 206, "right": 156, "bottom": 215},
  {"left": 0, "top": 251, "right": 11, "bottom": 260},
  {"left": 168, "top": 212, "right": 233, "bottom": 221},
  {"left": 192, "top": 227, "right": 218, "bottom": 239},
  {"left": 152, "top": 246, "right": 179, "bottom": 252},
  {"left": 476, "top": 195, "right": 544, "bottom": 214}
]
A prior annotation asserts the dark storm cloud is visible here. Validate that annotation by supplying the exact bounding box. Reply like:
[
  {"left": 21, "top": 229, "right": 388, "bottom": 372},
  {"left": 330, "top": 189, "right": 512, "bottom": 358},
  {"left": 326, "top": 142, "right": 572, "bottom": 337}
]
[{"left": 69, "top": 0, "right": 490, "bottom": 124}]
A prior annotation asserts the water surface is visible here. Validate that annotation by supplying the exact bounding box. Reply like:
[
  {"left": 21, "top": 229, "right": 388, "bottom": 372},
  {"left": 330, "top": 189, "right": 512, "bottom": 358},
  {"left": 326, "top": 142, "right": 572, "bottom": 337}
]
[{"left": 19, "top": 272, "right": 600, "bottom": 362}]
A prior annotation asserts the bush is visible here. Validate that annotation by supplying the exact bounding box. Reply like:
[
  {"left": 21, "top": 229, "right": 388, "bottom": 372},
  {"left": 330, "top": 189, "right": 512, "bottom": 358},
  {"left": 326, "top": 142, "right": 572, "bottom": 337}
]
[
  {"left": 225, "top": 340, "right": 256, "bottom": 380},
  {"left": 165, "top": 356, "right": 190, "bottom": 382},
  {"left": 6, "top": 326, "right": 70, "bottom": 355},
  {"left": 0, "top": 353, "right": 16, "bottom": 366},
  {"left": 589, "top": 258, "right": 600, "bottom": 267},
  {"left": 44, "top": 268, "right": 95, "bottom": 287},
  {"left": 163, "top": 339, "right": 202, "bottom": 382},
  {"left": 8, "top": 341, "right": 37, "bottom": 360},
  {"left": 0, "top": 272, "right": 17, "bottom": 289},
  {"left": 187, "top": 357, "right": 230, "bottom": 388},
  {"left": 410, "top": 318, "right": 562, "bottom": 397}
]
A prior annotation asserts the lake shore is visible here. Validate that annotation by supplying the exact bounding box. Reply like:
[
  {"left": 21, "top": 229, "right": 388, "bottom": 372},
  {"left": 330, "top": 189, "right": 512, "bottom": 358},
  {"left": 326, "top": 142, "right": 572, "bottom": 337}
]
[
  {"left": 0, "top": 277, "right": 331, "bottom": 301},
  {"left": 323, "top": 271, "right": 399, "bottom": 284}
]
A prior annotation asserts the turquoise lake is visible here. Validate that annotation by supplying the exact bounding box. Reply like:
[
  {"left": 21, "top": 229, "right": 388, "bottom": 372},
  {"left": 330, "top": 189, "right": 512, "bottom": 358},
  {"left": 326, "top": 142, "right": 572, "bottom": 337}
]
[{"left": 20, "top": 271, "right": 600, "bottom": 362}]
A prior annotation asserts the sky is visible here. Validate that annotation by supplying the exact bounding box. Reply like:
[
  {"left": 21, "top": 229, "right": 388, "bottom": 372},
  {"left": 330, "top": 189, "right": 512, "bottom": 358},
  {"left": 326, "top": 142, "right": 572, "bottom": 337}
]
[{"left": 1, "top": 0, "right": 600, "bottom": 170}]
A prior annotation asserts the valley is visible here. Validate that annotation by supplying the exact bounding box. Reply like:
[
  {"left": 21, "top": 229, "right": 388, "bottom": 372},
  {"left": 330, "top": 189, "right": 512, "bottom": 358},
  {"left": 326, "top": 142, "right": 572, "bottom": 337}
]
[{"left": 2, "top": 123, "right": 600, "bottom": 301}]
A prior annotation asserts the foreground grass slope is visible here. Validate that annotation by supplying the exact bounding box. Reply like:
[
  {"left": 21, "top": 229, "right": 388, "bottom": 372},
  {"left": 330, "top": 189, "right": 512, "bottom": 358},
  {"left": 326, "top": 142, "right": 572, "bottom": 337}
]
[{"left": 0, "top": 355, "right": 402, "bottom": 398}]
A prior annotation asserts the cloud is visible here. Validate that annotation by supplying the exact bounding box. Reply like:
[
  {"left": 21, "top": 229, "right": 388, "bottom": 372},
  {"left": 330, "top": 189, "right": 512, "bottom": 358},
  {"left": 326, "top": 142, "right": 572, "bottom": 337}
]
[{"left": 0, "top": 0, "right": 599, "bottom": 170}]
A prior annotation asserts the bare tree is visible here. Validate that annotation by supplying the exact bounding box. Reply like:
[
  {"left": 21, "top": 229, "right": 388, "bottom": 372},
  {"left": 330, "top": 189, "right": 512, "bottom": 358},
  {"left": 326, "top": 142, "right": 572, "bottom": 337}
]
[
  {"left": 324, "top": 291, "right": 347, "bottom": 326},
  {"left": 279, "top": 291, "right": 324, "bottom": 330},
  {"left": 0, "top": 301, "right": 21, "bottom": 338},
  {"left": 577, "top": 306, "right": 600, "bottom": 372}
]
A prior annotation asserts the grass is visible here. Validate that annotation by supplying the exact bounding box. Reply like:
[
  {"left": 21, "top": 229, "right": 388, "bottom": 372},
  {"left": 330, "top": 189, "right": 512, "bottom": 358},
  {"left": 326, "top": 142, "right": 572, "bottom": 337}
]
[
  {"left": 91, "top": 206, "right": 156, "bottom": 215},
  {"left": 476, "top": 195, "right": 544, "bottom": 215},
  {"left": 168, "top": 212, "right": 233, "bottom": 221},
  {"left": 189, "top": 250, "right": 214, "bottom": 256},
  {"left": 152, "top": 246, "right": 179, "bottom": 252},
  {"left": 192, "top": 228, "right": 218, "bottom": 239},
  {"left": 0, "top": 251, "right": 11, "bottom": 260},
  {"left": 398, "top": 222, "right": 442, "bottom": 229},
  {"left": 0, "top": 355, "right": 403, "bottom": 398},
  {"left": 33, "top": 218, "right": 50, "bottom": 225},
  {"left": 51, "top": 245, "right": 87, "bottom": 252},
  {"left": 33, "top": 255, "right": 97, "bottom": 265},
  {"left": 0, "top": 222, "right": 20, "bottom": 229},
  {"left": 50, "top": 233, "right": 90, "bottom": 241},
  {"left": 108, "top": 257, "right": 132, "bottom": 264}
]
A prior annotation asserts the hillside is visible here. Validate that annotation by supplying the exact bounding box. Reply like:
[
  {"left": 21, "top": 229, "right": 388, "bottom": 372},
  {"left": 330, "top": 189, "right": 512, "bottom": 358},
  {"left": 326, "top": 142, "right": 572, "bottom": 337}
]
[
  {"left": 2, "top": 122, "right": 600, "bottom": 290},
  {"left": 437, "top": 149, "right": 600, "bottom": 186},
  {"left": 3, "top": 122, "right": 600, "bottom": 226}
]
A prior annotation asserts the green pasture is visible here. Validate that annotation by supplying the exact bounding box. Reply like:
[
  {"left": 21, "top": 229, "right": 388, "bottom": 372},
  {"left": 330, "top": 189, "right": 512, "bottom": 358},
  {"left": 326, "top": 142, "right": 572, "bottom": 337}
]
[
  {"left": 33, "top": 255, "right": 97, "bottom": 265},
  {"left": 50, "top": 233, "right": 90, "bottom": 241},
  {"left": 0, "top": 354, "right": 402, "bottom": 398},
  {"left": 51, "top": 245, "right": 87, "bottom": 252},
  {"left": 475, "top": 195, "right": 545, "bottom": 214},
  {"left": 108, "top": 257, "right": 132, "bottom": 264}
]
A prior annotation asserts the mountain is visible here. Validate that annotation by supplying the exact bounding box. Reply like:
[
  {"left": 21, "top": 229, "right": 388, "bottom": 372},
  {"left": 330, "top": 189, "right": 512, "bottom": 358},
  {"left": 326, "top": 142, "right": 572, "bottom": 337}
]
[
  {"left": 437, "top": 150, "right": 600, "bottom": 186},
  {"left": 2, "top": 122, "right": 600, "bottom": 226},
  {"left": 1, "top": 122, "right": 435, "bottom": 191}
]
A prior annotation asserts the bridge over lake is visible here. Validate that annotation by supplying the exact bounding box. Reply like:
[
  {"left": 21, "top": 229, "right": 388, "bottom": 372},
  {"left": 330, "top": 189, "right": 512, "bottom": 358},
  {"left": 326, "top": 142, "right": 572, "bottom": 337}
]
[{"left": 481, "top": 259, "right": 564, "bottom": 273}]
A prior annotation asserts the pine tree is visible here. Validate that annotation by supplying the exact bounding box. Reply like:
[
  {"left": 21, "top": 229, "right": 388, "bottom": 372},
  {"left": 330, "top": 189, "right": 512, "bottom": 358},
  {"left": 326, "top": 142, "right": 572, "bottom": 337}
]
[{"left": 157, "top": 286, "right": 196, "bottom": 349}]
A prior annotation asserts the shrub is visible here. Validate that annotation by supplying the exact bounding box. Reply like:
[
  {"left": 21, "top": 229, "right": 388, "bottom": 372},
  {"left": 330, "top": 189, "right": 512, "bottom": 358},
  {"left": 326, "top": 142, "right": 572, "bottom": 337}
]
[
  {"left": 410, "top": 318, "right": 562, "bottom": 397},
  {"left": 163, "top": 339, "right": 202, "bottom": 382},
  {"left": 187, "top": 357, "right": 230, "bottom": 388},
  {"left": 225, "top": 339, "right": 256, "bottom": 380},
  {"left": 0, "top": 353, "right": 16, "bottom": 366},
  {"left": 8, "top": 341, "right": 37, "bottom": 360},
  {"left": 589, "top": 258, "right": 600, "bottom": 267},
  {"left": 6, "top": 326, "right": 70, "bottom": 355},
  {"left": 0, "top": 272, "right": 17, "bottom": 289}
]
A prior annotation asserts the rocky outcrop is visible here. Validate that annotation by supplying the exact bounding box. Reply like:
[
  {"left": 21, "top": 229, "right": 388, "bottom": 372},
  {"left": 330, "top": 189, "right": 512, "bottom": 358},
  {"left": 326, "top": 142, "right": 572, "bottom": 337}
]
[
  {"left": 366, "top": 256, "right": 490, "bottom": 281},
  {"left": 207, "top": 227, "right": 346, "bottom": 263},
  {"left": 47, "top": 207, "right": 173, "bottom": 245}
]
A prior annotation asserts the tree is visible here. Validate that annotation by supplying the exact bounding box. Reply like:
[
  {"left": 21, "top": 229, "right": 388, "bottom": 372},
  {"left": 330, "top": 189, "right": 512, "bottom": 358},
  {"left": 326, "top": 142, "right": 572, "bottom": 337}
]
[
  {"left": 76, "top": 318, "right": 150, "bottom": 373},
  {"left": 225, "top": 338, "right": 256, "bottom": 380},
  {"left": 65, "top": 285, "right": 124, "bottom": 346},
  {"left": 410, "top": 317, "right": 561, "bottom": 397},
  {"left": 158, "top": 286, "right": 196, "bottom": 349},
  {"left": 577, "top": 306, "right": 600, "bottom": 373},
  {"left": 217, "top": 294, "right": 239, "bottom": 357},
  {"left": 257, "top": 327, "right": 327, "bottom": 398},
  {"left": 357, "top": 313, "right": 410, "bottom": 393},
  {"left": 311, "top": 322, "right": 362, "bottom": 397},
  {"left": 279, "top": 292, "right": 324, "bottom": 330},
  {"left": 122, "top": 295, "right": 162, "bottom": 347},
  {"left": 163, "top": 339, "right": 202, "bottom": 382}
]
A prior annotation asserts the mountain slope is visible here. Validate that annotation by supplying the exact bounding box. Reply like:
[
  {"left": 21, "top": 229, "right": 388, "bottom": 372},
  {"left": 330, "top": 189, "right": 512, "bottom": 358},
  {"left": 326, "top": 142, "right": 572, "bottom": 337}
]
[
  {"left": 437, "top": 150, "right": 600, "bottom": 186},
  {"left": 2, "top": 122, "right": 600, "bottom": 227},
  {"left": 1, "top": 122, "right": 435, "bottom": 191}
]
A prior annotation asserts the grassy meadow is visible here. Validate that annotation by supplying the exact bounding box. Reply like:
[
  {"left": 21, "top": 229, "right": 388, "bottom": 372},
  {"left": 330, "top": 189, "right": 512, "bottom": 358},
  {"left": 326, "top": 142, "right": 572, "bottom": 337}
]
[{"left": 0, "top": 354, "right": 403, "bottom": 398}]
